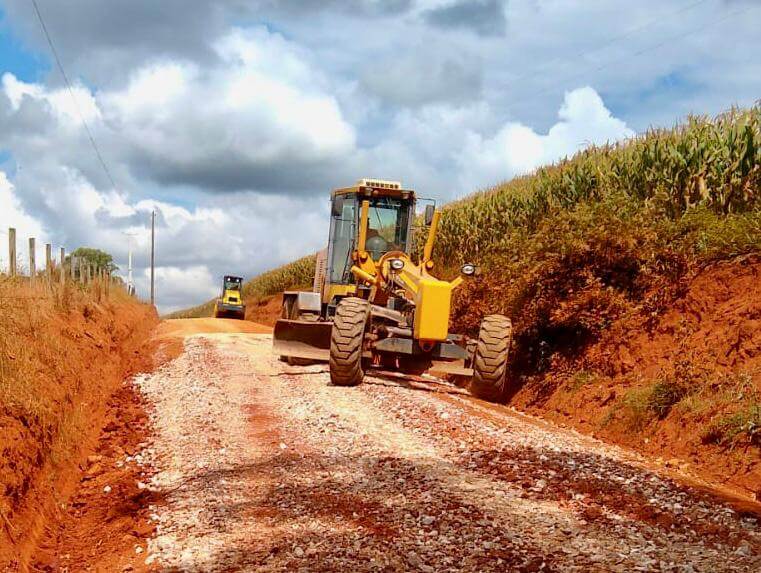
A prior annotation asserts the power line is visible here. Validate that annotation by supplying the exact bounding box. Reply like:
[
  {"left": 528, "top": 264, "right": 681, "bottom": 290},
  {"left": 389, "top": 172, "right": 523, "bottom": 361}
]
[
  {"left": 30, "top": 0, "right": 118, "bottom": 191},
  {"left": 504, "top": 3, "right": 755, "bottom": 116},
  {"left": 506, "top": 0, "right": 710, "bottom": 87}
]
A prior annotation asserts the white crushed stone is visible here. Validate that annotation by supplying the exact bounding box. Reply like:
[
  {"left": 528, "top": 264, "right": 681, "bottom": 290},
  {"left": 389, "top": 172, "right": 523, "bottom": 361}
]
[{"left": 132, "top": 333, "right": 760, "bottom": 572}]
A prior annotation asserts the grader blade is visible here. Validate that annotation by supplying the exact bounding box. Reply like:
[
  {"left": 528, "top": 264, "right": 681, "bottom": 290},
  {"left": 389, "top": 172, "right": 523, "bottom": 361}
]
[{"left": 273, "top": 319, "right": 332, "bottom": 361}]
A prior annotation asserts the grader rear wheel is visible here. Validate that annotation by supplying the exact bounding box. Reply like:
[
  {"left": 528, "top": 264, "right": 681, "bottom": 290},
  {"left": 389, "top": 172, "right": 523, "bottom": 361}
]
[
  {"left": 330, "top": 298, "right": 370, "bottom": 386},
  {"left": 470, "top": 314, "right": 512, "bottom": 402}
]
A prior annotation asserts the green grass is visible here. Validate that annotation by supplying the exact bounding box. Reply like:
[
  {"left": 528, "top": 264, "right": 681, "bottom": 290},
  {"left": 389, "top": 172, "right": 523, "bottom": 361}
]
[
  {"left": 609, "top": 370, "right": 760, "bottom": 441},
  {"left": 703, "top": 404, "right": 761, "bottom": 448},
  {"left": 608, "top": 379, "right": 696, "bottom": 432},
  {"left": 565, "top": 370, "right": 600, "bottom": 393}
]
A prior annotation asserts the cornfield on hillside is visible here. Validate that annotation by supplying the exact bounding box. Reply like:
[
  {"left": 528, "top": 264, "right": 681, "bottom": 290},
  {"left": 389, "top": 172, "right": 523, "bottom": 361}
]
[
  {"left": 434, "top": 106, "right": 760, "bottom": 267},
  {"left": 240, "top": 254, "right": 316, "bottom": 299}
]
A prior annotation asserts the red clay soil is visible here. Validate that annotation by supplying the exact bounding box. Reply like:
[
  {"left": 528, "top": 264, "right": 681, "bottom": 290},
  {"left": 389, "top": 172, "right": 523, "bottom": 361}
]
[
  {"left": 510, "top": 256, "right": 761, "bottom": 500},
  {"left": 31, "top": 382, "right": 157, "bottom": 573},
  {"left": 25, "top": 317, "right": 277, "bottom": 572},
  {"left": 244, "top": 294, "right": 282, "bottom": 327},
  {"left": 0, "top": 290, "right": 158, "bottom": 571}
]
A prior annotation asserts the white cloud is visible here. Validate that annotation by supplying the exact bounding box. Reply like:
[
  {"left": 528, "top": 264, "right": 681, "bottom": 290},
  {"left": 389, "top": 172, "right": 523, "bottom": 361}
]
[
  {"left": 2, "top": 73, "right": 100, "bottom": 128},
  {"left": 0, "top": 0, "right": 757, "bottom": 313},
  {"left": 456, "top": 87, "right": 634, "bottom": 192},
  {"left": 100, "top": 27, "right": 355, "bottom": 192},
  {"left": 146, "top": 264, "right": 218, "bottom": 314}
]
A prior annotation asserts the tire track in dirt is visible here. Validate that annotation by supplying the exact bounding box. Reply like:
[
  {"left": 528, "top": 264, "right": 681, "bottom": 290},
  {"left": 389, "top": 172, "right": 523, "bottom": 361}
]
[{"left": 135, "top": 332, "right": 759, "bottom": 572}]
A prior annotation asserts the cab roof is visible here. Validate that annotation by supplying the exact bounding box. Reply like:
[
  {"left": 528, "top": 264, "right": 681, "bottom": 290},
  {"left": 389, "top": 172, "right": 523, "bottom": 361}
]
[{"left": 332, "top": 178, "right": 416, "bottom": 200}]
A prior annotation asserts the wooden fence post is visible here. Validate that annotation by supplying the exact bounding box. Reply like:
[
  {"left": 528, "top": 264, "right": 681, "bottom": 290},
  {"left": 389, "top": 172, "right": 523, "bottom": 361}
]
[
  {"left": 60, "top": 247, "right": 65, "bottom": 287},
  {"left": 8, "top": 228, "right": 16, "bottom": 277},
  {"left": 45, "top": 243, "right": 52, "bottom": 286},
  {"left": 72, "top": 256, "right": 78, "bottom": 282},
  {"left": 29, "top": 237, "right": 36, "bottom": 286}
]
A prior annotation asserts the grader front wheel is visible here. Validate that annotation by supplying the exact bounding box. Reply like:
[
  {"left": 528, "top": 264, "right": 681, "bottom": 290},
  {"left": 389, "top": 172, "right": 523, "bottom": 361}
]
[
  {"left": 329, "top": 298, "right": 370, "bottom": 386},
  {"left": 470, "top": 314, "right": 512, "bottom": 402}
]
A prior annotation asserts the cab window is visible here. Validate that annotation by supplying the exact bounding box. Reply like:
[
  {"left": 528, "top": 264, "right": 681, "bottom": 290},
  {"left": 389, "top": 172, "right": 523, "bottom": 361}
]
[{"left": 365, "top": 197, "right": 410, "bottom": 260}]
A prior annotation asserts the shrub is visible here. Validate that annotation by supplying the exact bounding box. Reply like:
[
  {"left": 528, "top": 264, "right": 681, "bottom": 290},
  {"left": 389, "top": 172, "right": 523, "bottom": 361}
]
[{"left": 703, "top": 404, "right": 761, "bottom": 448}]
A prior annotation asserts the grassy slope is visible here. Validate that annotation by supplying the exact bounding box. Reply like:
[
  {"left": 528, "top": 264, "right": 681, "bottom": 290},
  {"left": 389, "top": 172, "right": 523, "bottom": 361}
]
[{"left": 0, "top": 278, "right": 157, "bottom": 566}]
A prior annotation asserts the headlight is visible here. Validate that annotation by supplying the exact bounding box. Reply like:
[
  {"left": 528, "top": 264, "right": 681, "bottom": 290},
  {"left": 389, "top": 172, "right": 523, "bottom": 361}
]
[
  {"left": 461, "top": 263, "right": 476, "bottom": 276},
  {"left": 389, "top": 258, "right": 405, "bottom": 271}
]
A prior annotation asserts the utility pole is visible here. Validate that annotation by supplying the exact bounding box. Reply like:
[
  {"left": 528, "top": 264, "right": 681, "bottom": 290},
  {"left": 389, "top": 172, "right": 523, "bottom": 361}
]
[{"left": 150, "top": 210, "right": 155, "bottom": 306}]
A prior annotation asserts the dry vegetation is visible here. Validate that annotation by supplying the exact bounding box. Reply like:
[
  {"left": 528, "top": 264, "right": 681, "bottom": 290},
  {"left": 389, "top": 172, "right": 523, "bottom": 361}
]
[{"left": 0, "top": 275, "right": 157, "bottom": 567}]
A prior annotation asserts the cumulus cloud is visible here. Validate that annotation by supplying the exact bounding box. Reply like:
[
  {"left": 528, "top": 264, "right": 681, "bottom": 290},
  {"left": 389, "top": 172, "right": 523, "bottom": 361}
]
[
  {"left": 360, "top": 51, "right": 483, "bottom": 107},
  {"left": 423, "top": 0, "right": 507, "bottom": 37},
  {"left": 102, "top": 28, "right": 355, "bottom": 193},
  {"left": 457, "top": 87, "right": 634, "bottom": 192},
  {"left": 0, "top": 0, "right": 757, "bottom": 311}
]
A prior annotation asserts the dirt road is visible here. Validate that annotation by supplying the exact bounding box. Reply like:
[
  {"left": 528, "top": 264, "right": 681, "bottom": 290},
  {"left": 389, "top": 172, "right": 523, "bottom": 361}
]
[{"left": 131, "top": 319, "right": 759, "bottom": 571}]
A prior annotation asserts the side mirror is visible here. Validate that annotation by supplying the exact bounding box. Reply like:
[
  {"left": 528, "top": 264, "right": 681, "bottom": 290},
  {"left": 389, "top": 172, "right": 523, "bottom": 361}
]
[
  {"left": 332, "top": 197, "right": 344, "bottom": 217},
  {"left": 424, "top": 204, "right": 435, "bottom": 226}
]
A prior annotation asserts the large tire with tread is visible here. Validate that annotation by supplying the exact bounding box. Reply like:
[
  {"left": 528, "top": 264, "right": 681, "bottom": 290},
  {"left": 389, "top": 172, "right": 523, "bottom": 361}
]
[
  {"left": 470, "top": 314, "right": 512, "bottom": 402},
  {"left": 330, "top": 298, "right": 370, "bottom": 386}
]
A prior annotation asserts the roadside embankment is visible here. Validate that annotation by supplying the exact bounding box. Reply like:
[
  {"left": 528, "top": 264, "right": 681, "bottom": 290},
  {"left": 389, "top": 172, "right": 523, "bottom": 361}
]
[
  {"left": 504, "top": 256, "right": 761, "bottom": 499},
  {"left": 443, "top": 106, "right": 760, "bottom": 499},
  {"left": 0, "top": 277, "right": 157, "bottom": 569}
]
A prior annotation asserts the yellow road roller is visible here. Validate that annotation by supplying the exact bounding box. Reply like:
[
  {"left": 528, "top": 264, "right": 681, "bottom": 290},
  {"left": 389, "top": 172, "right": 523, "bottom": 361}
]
[{"left": 214, "top": 275, "right": 246, "bottom": 320}]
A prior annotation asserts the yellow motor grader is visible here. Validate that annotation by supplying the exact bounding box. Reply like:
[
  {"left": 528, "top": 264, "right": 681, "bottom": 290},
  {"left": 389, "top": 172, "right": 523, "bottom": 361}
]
[{"left": 272, "top": 179, "right": 512, "bottom": 401}]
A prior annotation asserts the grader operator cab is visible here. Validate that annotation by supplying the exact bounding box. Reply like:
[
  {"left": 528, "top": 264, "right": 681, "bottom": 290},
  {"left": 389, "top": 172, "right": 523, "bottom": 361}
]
[
  {"left": 272, "top": 179, "right": 512, "bottom": 401},
  {"left": 214, "top": 275, "right": 246, "bottom": 320}
]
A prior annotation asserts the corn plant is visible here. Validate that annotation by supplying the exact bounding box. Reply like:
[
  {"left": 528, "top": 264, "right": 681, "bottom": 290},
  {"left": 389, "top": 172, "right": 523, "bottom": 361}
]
[{"left": 433, "top": 105, "right": 760, "bottom": 268}]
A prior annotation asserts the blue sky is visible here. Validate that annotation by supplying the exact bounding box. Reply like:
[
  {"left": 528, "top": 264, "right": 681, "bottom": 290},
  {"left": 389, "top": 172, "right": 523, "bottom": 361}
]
[
  {"left": 0, "top": 0, "right": 758, "bottom": 311},
  {"left": 0, "top": 6, "right": 46, "bottom": 81}
]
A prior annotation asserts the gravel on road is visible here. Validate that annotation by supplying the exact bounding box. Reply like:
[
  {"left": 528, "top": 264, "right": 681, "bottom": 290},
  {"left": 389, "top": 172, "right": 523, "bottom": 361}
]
[{"left": 134, "top": 332, "right": 760, "bottom": 572}]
